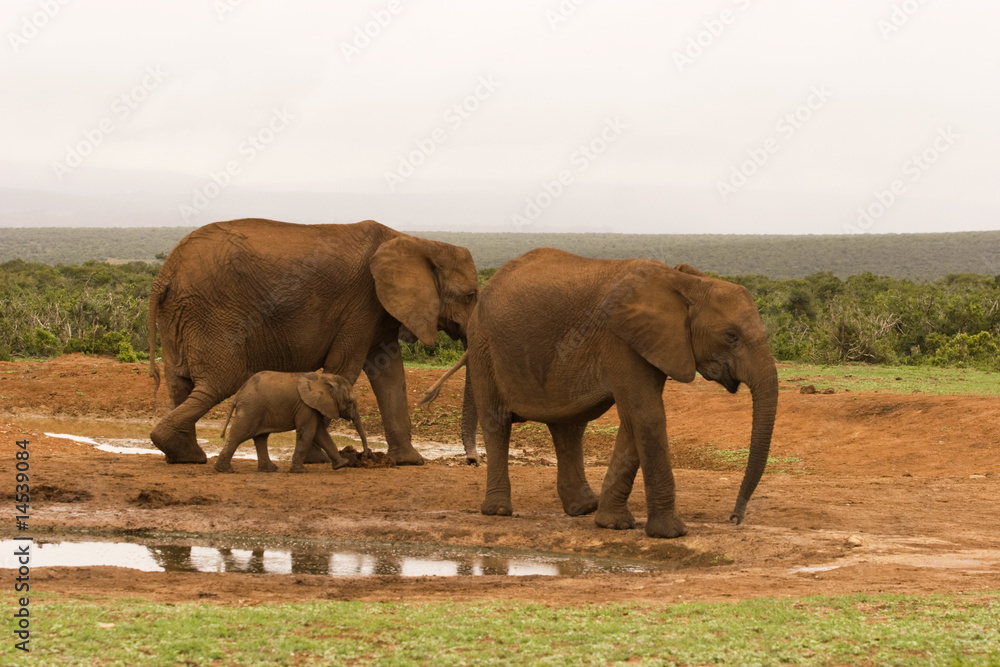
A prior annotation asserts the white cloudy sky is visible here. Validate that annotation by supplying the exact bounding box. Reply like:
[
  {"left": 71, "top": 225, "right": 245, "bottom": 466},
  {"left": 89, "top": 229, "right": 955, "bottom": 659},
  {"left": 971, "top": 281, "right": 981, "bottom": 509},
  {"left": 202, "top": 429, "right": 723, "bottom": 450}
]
[{"left": 1, "top": 0, "right": 998, "bottom": 233}]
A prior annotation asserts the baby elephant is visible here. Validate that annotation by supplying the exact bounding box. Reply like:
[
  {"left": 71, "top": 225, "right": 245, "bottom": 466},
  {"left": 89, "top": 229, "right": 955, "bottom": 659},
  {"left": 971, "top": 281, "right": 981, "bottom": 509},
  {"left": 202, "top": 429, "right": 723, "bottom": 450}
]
[{"left": 215, "top": 371, "right": 370, "bottom": 473}]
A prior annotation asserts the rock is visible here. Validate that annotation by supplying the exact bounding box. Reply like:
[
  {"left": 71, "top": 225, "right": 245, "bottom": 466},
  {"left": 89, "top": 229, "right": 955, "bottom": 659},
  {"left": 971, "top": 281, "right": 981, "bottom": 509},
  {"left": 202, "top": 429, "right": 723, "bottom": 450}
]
[
  {"left": 846, "top": 535, "right": 863, "bottom": 548},
  {"left": 821, "top": 387, "right": 835, "bottom": 394},
  {"left": 800, "top": 385, "right": 817, "bottom": 394}
]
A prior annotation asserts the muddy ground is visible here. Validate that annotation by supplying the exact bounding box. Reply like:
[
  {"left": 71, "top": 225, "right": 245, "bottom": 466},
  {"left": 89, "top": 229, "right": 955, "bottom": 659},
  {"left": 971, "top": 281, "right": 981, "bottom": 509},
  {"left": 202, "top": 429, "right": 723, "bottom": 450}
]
[{"left": 2, "top": 355, "right": 999, "bottom": 605}]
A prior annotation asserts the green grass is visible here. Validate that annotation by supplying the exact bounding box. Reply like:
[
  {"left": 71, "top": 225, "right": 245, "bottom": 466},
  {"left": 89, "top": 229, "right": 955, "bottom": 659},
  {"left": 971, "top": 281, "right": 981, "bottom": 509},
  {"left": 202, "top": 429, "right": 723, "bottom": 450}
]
[
  {"left": 704, "top": 446, "right": 803, "bottom": 472},
  {"left": 6, "top": 592, "right": 1000, "bottom": 665},
  {"left": 779, "top": 362, "right": 1000, "bottom": 396}
]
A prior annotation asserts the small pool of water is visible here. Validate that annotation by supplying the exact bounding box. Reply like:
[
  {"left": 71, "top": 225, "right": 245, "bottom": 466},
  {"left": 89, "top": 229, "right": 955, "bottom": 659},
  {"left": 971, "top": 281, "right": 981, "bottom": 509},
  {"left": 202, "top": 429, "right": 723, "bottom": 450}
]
[
  {"left": 44, "top": 431, "right": 476, "bottom": 462},
  {"left": 0, "top": 535, "right": 661, "bottom": 578}
]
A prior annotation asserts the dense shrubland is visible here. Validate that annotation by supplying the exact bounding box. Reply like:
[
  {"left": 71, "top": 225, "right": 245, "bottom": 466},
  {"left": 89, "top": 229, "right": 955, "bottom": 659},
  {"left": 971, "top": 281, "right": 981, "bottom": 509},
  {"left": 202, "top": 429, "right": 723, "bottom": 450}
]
[{"left": 3, "top": 259, "right": 1000, "bottom": 370}]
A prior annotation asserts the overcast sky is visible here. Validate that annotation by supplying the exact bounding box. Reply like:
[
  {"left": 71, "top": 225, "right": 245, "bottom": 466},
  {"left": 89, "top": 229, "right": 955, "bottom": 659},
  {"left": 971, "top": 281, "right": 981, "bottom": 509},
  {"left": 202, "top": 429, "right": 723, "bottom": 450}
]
[{"left": 1, "top": 1, "right": 998, "bottom": 234}]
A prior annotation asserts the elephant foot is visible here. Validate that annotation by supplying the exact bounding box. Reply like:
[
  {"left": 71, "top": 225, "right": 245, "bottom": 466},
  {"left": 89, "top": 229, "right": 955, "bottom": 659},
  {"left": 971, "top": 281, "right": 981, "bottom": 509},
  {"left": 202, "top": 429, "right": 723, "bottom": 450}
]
[
  {"left": 466, "top": 456, "right": 479, "bottom": 467},
  {"left": 594, "top": 508, "right": 635, "bottom": 530},
  {"left": 214, "top": 461, "right": 234, "bottom": 474},
  {"left": 302, "top": 448, "right": 331, "bottom": 464},
  {"left": 331, "top": 458, "right": 351, "bottom": 471},
  {"left": 481, "top": 496, "right": 513, "bottom": 516},
  {"left": 150, "top": 427, "right": 207, "bottom": 464},
  {"left": 387, "top": 444, "right": 424, "bottom": 466},
  {"left": 644, "top": 512, "right": 687, "bottom": 539},
  {"left": 560, "top": 490, "right": 599, "bottom": 517},
  {"left": 288, "top": 464, "right": 307, "bottom": 474},
  {"left": 256, "top": 462, "right": 278, "bottom": 473}
]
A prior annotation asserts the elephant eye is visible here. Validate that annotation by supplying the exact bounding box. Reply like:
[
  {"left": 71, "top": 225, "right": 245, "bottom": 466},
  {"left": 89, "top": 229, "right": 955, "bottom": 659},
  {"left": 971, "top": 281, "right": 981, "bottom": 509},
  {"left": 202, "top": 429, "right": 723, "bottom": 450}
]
[
  {"left": 462, "top": 292, "right": 476, "bottom": 304},
  {"left": 724, "top": 330, "right": 739, "bottom": 346}
]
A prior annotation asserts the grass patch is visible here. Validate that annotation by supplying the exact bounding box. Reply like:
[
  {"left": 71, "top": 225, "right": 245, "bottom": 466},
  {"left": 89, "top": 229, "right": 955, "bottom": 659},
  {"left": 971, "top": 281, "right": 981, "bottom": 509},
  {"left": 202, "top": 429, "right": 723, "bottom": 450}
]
[
  {"left": 6, "top": 592, "right": 1000, "bottom": 665},
  {"left": 779, "top": 362, "right": 1000, "bottom": 396},
  {"left": 684, "top": 445, "right": 804, "bottom": 473}
]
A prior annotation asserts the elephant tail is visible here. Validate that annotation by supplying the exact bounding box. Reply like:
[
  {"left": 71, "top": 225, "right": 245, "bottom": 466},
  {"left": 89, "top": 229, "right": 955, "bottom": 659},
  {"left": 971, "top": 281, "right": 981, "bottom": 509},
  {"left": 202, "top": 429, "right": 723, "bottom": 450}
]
[
  {"left": 148, "top": 277, "right": 164, "bottom": 398},
  {"left": 220, "top": 398, "right": 238, "bottom": 439},
  {"left": 419, "top": 350, "right": 468, "bottom": 405}
]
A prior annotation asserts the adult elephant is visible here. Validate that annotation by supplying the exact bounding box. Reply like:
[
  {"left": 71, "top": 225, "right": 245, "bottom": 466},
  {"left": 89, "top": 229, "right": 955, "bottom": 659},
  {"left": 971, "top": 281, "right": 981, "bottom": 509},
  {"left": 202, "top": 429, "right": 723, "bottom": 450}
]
[
  {"left": 148, "top": 218, "right": 478, "bottom": 465},
  {"left": 427, "top": 249, "right": 777, "bottom": 538}
]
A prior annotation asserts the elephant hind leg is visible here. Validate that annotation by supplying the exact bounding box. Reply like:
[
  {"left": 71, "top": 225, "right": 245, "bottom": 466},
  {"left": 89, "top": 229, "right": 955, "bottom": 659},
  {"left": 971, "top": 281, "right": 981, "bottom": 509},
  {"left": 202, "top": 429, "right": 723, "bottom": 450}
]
[
  {"left": 479, "top": 402, "right": 513, "bottom": 516},
  {"left": 253, "top": 434, "right": 278, "bottom": 472},
  {"left": 548, "top": 421, "right": 598, "bottom": 516}
]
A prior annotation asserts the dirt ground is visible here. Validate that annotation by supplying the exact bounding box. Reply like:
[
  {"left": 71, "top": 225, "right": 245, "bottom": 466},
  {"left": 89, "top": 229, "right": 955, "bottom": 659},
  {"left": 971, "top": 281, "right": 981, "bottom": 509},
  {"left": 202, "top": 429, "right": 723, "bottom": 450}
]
[{"left": 2, "top": 354, "right": 999, "bottom": 605}]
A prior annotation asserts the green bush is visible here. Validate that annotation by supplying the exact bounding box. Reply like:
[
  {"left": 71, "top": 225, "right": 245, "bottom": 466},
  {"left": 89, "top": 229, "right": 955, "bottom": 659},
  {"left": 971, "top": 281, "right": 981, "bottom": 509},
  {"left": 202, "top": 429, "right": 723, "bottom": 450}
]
[
  {"left": 400, "top": 332, "right": 465, "bottom": 366},
  {"left": 924, "top": 331, "right": 1000, "bottom": 370},
  {"left": 25, "top": 327, "right": 61, "bottom": 356}
]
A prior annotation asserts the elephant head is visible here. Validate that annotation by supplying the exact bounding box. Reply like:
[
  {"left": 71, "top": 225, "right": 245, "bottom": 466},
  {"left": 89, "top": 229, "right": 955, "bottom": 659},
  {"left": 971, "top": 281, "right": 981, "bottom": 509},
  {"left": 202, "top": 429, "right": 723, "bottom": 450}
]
[
  {"left": 370, "top": 236, "right": 479, "bottom": 346},
  {"left": 605, "top": 262, "right": 778, "bottom": 525},
  {"left": 297, "top": 373, "right": 370, "bottom": 455}
]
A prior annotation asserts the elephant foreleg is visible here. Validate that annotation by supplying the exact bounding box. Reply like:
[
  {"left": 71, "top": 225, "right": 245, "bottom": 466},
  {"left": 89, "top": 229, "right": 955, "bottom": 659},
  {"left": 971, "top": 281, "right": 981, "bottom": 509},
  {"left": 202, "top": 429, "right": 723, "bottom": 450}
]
[
  {"left": 365, "top": 343, "right": 424, "bottom": 465},
  {"left": 314, "top": 427, "right": 350, "bottom": 470},
  {"left": 547, "top": 421, "right": 598, "bottom": 516},
  {"left": 150, "top": 385, "right": 217, "bottom": 464},
  {"left": 595, "top": 424, "right": 639, "bottom": 529},
  {"left": 606, "top": 368, "right": 686, "bottom": 538}
]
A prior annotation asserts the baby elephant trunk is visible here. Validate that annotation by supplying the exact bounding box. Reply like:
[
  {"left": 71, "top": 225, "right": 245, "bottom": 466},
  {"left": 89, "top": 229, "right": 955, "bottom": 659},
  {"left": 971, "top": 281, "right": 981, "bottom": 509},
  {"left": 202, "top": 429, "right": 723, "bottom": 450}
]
[{"left": 351, "top": 404, "right": 371, "bottom": 456}]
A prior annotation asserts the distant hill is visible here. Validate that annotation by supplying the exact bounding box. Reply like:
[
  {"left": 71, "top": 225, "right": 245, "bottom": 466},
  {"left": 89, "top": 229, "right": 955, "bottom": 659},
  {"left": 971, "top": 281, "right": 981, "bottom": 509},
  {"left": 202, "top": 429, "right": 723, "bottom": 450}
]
[{"left": 1, "top": 226, "right": 999, "bottom": 279}]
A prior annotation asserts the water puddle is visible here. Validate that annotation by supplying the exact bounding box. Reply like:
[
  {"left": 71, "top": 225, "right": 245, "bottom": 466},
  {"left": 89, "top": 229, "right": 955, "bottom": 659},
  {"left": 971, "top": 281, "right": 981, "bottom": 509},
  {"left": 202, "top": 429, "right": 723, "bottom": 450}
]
[
  {"left": 0, "top": 535, "right": 661, "bottom": 578},
  {"left": 45, "top": 431, "right": 470, "bottom": 462}
]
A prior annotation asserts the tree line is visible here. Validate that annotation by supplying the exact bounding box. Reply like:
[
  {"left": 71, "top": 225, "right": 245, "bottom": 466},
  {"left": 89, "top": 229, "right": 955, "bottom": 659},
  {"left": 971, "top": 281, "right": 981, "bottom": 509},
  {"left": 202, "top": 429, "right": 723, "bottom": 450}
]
[
  {"left": 3, "top": 227, "right": 1000, "bottom": 280},
  {"left": 2, "top": 259, "right": 1000, "bottom": 370}
]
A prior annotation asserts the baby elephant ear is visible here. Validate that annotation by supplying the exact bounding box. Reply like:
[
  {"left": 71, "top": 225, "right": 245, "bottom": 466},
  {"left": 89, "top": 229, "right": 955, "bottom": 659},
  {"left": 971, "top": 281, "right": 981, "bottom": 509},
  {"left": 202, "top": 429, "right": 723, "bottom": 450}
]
[
  {"left": 603, "top": 264, "right": 698, "bottom": 383},
  {"left": 297, "top": 374, "right": 343, "bottom": 420}
]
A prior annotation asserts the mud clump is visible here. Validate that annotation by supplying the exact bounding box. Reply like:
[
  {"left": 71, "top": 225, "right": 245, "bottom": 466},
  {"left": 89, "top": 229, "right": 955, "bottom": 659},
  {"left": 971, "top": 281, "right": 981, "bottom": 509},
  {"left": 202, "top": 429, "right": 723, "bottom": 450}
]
[
  {"left": 340, "top": 446, "right": 395, "bottom": 469},
  {"left": 132, "top": 489, "right": 180, "bottom": 508},
  {"left": 32, "top": 485, "right": 92, "bottom": 503}
]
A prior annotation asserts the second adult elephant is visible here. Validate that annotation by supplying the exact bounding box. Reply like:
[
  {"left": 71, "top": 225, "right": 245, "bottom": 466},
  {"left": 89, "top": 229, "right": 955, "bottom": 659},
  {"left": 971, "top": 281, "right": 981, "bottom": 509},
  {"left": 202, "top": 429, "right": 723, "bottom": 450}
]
[
  {"left": 148, "top": 218, "right": 479, "bottom": 465},
  {"left": 427, "top": 249, "right": 778, "bottom": 538}
]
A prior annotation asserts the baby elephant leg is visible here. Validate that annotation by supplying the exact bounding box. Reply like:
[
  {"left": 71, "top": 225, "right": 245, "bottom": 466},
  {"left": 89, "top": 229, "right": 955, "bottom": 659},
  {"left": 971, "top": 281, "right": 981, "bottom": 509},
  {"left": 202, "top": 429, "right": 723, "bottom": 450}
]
[
  {"left": 315, "top": 428, "right": 351, "bottom": 470},
  {"left": 252, "top": 434, "right": 278, "bottom": 472},
  {"left": 289, "top": 419, "right": 317, "bottom": 473},
  {"left": 215, "top": 432, "right": 244, "bottom": 473}
]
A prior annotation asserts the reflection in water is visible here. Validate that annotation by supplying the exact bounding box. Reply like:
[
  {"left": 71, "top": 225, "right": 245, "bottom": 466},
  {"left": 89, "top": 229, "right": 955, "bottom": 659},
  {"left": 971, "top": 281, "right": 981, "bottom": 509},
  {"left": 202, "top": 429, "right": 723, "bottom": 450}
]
[{"left": 1, "top": 538, "right": 654, "bottom": 577}]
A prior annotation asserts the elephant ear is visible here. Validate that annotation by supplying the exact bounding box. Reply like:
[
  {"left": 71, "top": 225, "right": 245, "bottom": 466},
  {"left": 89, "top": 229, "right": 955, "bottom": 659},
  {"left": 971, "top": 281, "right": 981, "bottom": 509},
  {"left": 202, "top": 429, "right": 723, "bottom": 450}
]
[
  {"left": 603, "top": 264, "right": 698, "bottom": 383},
  {"left": 297, "top": 373, "right": 343, "bottom": 420},
  {"left": 371, "top": 237, "right": 440, "bottom": 346},
  {"left": 674, "top": 263, "right": 709, "bottom": 277}
]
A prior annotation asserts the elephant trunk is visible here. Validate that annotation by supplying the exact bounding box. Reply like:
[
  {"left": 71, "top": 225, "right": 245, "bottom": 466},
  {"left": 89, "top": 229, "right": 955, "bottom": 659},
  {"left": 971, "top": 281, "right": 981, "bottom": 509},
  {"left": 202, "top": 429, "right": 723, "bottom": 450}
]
[
  {"left": 730, "top": 355, "right": 779, "bottom": 524},
  {"left": 351, "top": 405, "right": 370, "bottom": 456}
]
